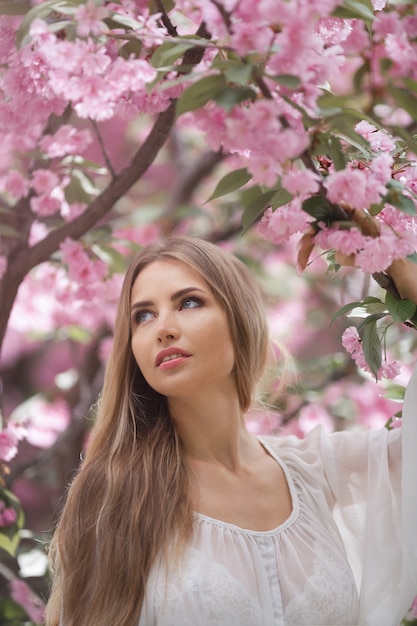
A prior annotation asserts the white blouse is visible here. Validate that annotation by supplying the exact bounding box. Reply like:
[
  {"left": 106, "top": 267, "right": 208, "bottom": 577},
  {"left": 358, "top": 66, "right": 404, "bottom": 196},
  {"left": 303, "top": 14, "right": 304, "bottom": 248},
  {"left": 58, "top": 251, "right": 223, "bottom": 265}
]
[{"left": 139, "top": 364, "right": 417, "bottom": 626}]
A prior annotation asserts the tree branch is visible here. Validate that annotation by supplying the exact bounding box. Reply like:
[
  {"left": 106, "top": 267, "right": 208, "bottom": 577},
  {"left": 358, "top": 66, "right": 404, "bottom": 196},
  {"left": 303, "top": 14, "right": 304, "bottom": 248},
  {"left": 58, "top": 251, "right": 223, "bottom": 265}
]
[{"left": 90, "top": 119, "right": 117, "bottom": 179}]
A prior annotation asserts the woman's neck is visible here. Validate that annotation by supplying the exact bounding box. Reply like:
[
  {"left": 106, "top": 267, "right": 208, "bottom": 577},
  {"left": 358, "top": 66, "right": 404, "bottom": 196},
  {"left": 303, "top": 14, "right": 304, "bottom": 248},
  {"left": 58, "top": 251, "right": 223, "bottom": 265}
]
[{"left": 168, "top": 392, "right": 256, "bottom": 473}]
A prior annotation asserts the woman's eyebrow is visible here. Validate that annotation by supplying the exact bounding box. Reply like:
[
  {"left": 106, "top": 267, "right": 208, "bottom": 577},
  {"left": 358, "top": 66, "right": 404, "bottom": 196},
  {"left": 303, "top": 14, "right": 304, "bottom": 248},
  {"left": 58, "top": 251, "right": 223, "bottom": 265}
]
[{"left": 131, "top": 287, "right": 206, "bottom": 314}]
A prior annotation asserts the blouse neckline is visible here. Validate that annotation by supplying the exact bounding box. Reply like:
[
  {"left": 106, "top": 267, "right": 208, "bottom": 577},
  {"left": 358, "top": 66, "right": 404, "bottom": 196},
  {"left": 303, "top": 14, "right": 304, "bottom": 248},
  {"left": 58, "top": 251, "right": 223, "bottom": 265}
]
[{"left": 195, "top": 436, "right": 300, "bottom": 536}]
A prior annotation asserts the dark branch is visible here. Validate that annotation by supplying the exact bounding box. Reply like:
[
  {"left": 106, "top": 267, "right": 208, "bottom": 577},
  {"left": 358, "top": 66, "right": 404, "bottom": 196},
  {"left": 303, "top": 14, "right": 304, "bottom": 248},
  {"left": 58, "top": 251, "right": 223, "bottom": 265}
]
[{"left": 90, "top": 119, "right": 117, "bottom": 179}]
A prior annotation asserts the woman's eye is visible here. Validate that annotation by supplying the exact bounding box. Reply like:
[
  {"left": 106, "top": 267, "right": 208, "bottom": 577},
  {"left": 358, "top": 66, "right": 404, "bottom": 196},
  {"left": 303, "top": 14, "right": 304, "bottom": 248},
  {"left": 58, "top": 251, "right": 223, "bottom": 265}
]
[
  {"left": 181, "top": 297, "right": 202, "bottom": 310},
  {"left": 134, "top": 310, "right": 154, "bottom": 324}
]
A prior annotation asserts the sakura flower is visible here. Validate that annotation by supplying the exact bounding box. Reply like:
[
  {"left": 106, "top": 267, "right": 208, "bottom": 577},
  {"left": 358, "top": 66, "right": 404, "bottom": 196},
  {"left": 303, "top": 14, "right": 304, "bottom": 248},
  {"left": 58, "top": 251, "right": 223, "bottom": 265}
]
[
  {"left": 39, "top": 125, "right": 93, "bottom": 158},
  {"left": 314, "top": 226, "right": 366, "bottom": 257},
  {"left": 0, "top": 428, "right": 18, "bottom": 462},
  {"left": 355, "top": 121, "right": 396, "bottom": 153},
  {"left": 75, "top": 0, "right": 108, "bottom": 38},
  {"left": 408, "top": 595, "right": 417, "bottom": 620},
  {"left": 30, "top": 194, "right": 61, "bottom": 217},
  {"left": 0, "top": 256, "right": 7, "bottom": 280},
  {"left": 31, "top": 169, "right": 59, "bottom": 195},
  {"left": 354, "top": 227, "right": 415, "bottom": 273},
  {"left": 372, "top": 0, "right": 387, "bottom": 9},
  {"left": 9, "top": 579, "right": 45, "bottom": 623},
  {"left": 342, "top": 326, "right": 401, "bottom": 381},
  {"left": 258, "top": 200, "right": 314, "bottom": 244},
  {"left": 325, "top": 160, "right": 390, "bottom": 210},
  {"left": 1, "top": 170, "right": 29, "bottom": 198},
  {"left": 282, "top": 169, "right": 321, "bottom": 196},
  {"left": 341, "top": 326, "right": 362, "bottom": 357},
  {"left": 247, "top": 153, "right": 282, "bottom": 187},
  {"left": 0, "top": 501, "right": 17, "bottom": 527},
  {"left": 325, "top": 167, "right": 368, "bottom": 208},
  {"left": 379, "top": 359, "right": 401, "bottom": 380},
  {"left": 385, "top": 32, "right": 415, "bottom": 74}
]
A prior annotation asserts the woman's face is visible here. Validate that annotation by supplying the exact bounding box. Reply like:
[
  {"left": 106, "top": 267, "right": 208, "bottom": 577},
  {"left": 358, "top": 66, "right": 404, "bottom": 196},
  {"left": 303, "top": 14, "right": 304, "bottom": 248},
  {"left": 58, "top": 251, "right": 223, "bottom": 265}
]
[{"left": 130, "top": 260, "right": 236, "bottom": 402}]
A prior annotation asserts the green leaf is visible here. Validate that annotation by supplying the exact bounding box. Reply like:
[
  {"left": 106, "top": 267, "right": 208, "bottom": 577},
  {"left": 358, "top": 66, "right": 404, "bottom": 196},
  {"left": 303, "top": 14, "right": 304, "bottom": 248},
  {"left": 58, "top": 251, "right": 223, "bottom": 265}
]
[
  {"left": 149, "top": 0, "right": 175, "bottom": 12},
  {"left": 0, "top": 0, "right": 30, "bottom": 15},
  {"left": 301, "top": 196, "right": 334, "bottom": 222},
  {"left": 268, "top": 74, "right": 301, "bottom": 89},
  {"left": 386, "top": 192, "right": 416, "bottom": 215},
  {"left": 241, "top": 190, "right": 276, "bottom": 233},
  {"left": 332, "top": 0, "right": 375, "bottom": 21},
  {"left": 62, "top": 325, "right": 93, "bottom": 343},
  {"left": 119, "top": 39, "right": 143, "bottom": 60},
  {"left": 331, "top": 300, "right": 368, "bottom": 325},
  {"left": 407, "top": 252, "right": 417, "bottom": 263},
  {"left": 270, "top": 186, "right": 293, "bottom": 210},
  {"left": 207, "top": 168, "right": 252, "bottom": 202},
  {"left": 403, "top": 77, "right": 417, "bottom": 95},
  {"left": 150, "top": 41, "right": 196, "bottom": 69},
  {"left": 330, "top": 297, "right": 385, "bottom": 326},
  {"left": 353, "top": 60, "right": 370, "bottom": 92},
  {"left": 0, "top": 223, "right": 25, "bottom": 239},
  {"left": 329, "top": 136, "right": 346, "bottom": 171},
  {"left": 92, "top": 244, "right": 127, "bottom": 274},
  {"left": 16, "top": 0, "right": 61, "bottom": 48},
  {"left": 385, "top": 292, "right": 416, "bottom": 323},
  {"left": 64, "top": 171, "right": 99, "bottom": 204},
  {"left": 224, "top": 61, "right": 253, "bottom": 85},
  {"left": 384, "top": 383, "right": 406, "bottom": 402},
  {"left": 388, "top": 87, "right": 417, "bottom": 121},
  {"left": 213, "top": 86, "right": 256, "bottom": 112},
  {"left": 359, "top": 318, "right": 382, "bottom": 380},
  {"left": 176, "top": 75, "right": 227, "bottom": 115},
  {"left": 0, "top": 490, "right": 24, "bottom": 557}
]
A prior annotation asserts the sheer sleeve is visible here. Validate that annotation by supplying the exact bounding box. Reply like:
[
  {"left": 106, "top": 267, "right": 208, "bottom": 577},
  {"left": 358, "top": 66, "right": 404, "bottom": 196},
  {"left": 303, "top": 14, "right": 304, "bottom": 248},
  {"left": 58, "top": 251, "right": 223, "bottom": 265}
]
[{"left": 291, "top": 362, "right": 417, "bottom": 625}]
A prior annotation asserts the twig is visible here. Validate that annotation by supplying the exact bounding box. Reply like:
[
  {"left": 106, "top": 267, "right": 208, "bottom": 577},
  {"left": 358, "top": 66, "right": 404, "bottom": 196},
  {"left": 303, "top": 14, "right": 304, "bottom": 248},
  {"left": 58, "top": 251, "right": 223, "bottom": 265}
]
[
  {"left": 90, "top": 119, "right": 117, "bottom": 179},
  {"left": 155, "top": 0, "right": 178, "bottom": 37}
]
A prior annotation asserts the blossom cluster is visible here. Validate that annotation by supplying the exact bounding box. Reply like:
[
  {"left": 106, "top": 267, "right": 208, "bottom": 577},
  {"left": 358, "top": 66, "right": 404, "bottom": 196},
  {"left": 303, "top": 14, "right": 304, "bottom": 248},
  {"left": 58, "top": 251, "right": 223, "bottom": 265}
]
[
  {"left": 9, "top": 577, "right": 45, "bottom": 623},
  {"left": 0, "top": 499, "right": 17, "bottom": 528},
  {"left": 342, "top": 326, "right": 401, "bottom": 381},
  {"left": 258, "top": 118, "right": 417, "bottom": 273}
]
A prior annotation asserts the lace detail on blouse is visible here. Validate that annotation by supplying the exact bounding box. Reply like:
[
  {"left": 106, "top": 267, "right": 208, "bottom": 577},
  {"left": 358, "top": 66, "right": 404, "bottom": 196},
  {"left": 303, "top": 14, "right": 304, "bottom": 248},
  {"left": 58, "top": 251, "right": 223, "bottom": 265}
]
[
  {"left": 152, "top": 548, "right": 263, "bottom": 626},
  {"left": 283, "top": 541, "right": 359, "bottom": 625}
]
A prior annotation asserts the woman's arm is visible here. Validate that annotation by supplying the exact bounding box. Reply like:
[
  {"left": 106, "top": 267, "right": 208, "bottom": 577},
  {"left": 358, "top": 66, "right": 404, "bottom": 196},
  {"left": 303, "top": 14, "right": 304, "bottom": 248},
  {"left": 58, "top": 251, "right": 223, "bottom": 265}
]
[{"left": 385, "top": 258, "right": 417, "bottom": 306}]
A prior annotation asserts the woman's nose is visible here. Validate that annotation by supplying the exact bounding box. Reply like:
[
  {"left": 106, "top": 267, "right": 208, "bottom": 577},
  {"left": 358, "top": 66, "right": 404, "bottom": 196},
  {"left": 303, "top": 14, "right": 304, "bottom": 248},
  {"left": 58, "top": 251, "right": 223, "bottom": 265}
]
[{"left": 156, "top": 314, "right": 178, "bottom": 342}]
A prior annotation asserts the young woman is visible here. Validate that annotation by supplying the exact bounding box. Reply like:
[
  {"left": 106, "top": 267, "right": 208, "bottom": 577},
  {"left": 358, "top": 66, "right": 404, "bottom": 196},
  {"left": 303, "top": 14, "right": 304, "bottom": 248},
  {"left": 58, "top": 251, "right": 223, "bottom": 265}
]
[{"left": 45, "top": 235, "right": 417, "bottom": 626}]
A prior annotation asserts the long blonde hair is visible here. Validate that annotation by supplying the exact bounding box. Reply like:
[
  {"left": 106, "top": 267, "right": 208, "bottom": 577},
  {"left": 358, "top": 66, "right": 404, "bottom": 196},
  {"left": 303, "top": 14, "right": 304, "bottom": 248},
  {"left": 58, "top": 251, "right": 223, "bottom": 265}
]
[{"left": 45, "top": 235, "right": 269, "bottom": 626}]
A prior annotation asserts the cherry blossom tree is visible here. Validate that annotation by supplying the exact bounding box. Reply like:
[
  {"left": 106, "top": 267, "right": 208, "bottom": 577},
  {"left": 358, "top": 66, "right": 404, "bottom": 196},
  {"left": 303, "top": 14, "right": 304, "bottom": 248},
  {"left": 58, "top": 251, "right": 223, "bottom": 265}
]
[{"left": 0, "top": 0, "right": 416, "bottom": 622}]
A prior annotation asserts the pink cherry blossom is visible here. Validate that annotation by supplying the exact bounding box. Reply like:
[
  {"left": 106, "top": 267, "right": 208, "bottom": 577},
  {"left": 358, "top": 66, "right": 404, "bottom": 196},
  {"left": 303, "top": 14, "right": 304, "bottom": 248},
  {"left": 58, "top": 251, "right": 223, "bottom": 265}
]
[
  {"left": 258, "top": 200, "right": 314, "bottom": 244},
  {"left": 0, "top": 501, "right": 17, "bottom": 527},
  {"left": 341, "top": 326, "right": 362, "bottom": 356},
  {"left": 31, "top": 169, "right": 59, "bottom": 195},
  {"left": 1, "top": 170, "right": 29, "bottom": 198},
  {"left": 325, "top": 167, "right": 368, "bottom": 208},
  {"left": 372, "top": 0, "right": 387, "bottom": 9},
  {"left": 0, "top": 428, "right": 18, "bottom": 462},
  {"left": 9, "top": 578, "right": 45, "bottom": 623},
  {"left": 0, "top": 255, "right": 7, "bottom": 279},
  {"left": 372, "top": 12, "right": 401, "bottom": 42},
  {"left": 30, "top": 194, "right": 61, "bottom": 217},
  {"left": 314, "top": 226, "right": 366, "bottom": 256},
  {"left": 354, "top": 227, "right": 416, "bottom": 273},
  {"left": 39, "top": 125, "right": 93, "bottom": 158},
  {"left": 408, "top": 595, "right": 417, "bottom": 619},
  {"left": 75, "top": 0, "right": 108, "bottom": 38},
  {"left": 342, "top": 326, "right": 401, "bottom": 380},
  {"left": 247, "top": 153, "right": 282, "bottom": 187},
  {"left": 355, "top": 121, "right": 396, "bottom": 153},
  {"left": 384, "top": 32, "right": 415, "bottom": 75},
  {"left": 298, "top": 403, "right": 334, "bottom": 435},
  {"left": 282, "top": 169, "right": 321, "bottom": 196}
]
